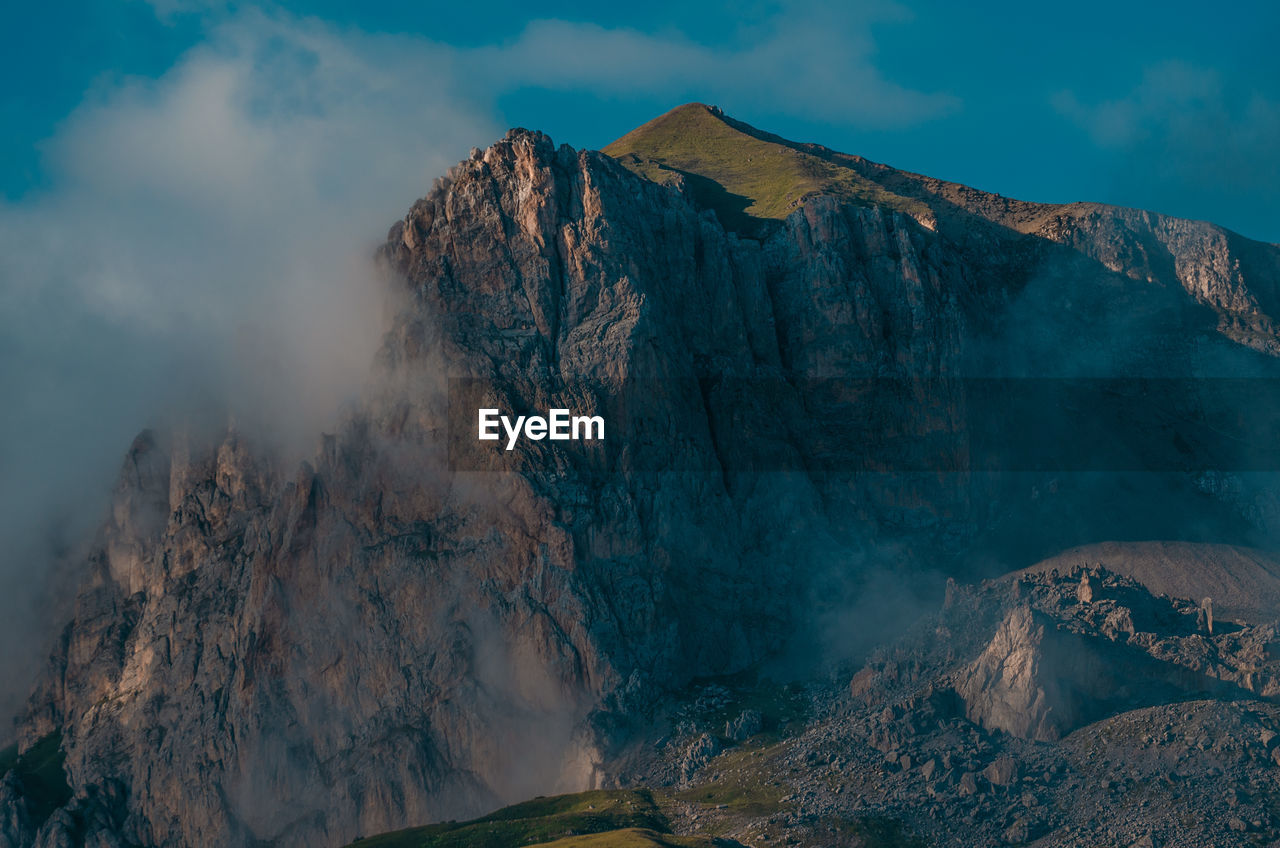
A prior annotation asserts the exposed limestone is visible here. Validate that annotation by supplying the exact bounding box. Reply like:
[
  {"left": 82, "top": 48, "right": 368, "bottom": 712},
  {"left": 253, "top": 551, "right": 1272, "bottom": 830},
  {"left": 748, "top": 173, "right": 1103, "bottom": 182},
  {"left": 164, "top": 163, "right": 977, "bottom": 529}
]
[{"left": 953, "top": 604, "right": 1087, "bottom": 741}]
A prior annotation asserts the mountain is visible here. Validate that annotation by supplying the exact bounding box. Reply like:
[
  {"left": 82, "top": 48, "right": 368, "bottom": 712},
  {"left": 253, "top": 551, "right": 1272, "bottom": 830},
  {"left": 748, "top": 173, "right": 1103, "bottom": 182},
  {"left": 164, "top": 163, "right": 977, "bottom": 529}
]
[{"left": 5, "top": 105, "right": 1280, "bottom": 848}]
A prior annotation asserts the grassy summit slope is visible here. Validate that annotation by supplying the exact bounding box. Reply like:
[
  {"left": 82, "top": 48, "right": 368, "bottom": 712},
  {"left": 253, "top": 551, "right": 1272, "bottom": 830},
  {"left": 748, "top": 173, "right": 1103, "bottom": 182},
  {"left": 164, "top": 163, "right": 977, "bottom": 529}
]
[
  {"left": 602, "top": 103, "right": 1111, "bottom": 242},
  {"left": 602, "top": 103, "right": 932, "bottom": 233}
]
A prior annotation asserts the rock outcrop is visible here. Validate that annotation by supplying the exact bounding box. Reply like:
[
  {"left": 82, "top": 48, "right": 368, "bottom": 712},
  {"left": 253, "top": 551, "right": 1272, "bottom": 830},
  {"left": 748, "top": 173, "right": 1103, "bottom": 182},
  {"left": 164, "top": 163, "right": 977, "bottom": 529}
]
[{"left": 951, "top": 567, "right": 1277, "bottom": 742}]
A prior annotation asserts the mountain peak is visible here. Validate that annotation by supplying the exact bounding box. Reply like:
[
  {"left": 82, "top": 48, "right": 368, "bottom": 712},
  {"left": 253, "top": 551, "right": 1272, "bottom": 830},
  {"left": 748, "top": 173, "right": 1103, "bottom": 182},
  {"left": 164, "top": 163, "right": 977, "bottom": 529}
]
[
  {"left": 602, "top": 104, "right": 1117, "bottom": 241},
  {"left": 603, "top": 103, "right": 933, "bottom": 233}
]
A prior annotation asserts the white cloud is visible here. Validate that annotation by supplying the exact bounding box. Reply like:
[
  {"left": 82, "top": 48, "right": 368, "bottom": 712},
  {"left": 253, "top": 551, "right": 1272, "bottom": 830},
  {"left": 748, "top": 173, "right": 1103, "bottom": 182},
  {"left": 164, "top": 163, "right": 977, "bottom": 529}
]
[
  {"left": 464, "top": 3, "right": 958, "bottom": 128},
  {"left": 0, "top": 10, "right": 496, "bottom": 715},
  {"left": 5, "top": 11, "right": 494, "bottom": 422}
]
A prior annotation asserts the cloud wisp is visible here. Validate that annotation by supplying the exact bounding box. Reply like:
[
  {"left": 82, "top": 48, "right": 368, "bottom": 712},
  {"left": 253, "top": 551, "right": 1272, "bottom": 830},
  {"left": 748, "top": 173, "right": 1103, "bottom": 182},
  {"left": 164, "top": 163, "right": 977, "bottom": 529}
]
[
  {"left": 0, "top": 10, "right": 496, "bottom": 720},
  {"left": 464, "top": 2, "right": 959, "bottom": 129}
]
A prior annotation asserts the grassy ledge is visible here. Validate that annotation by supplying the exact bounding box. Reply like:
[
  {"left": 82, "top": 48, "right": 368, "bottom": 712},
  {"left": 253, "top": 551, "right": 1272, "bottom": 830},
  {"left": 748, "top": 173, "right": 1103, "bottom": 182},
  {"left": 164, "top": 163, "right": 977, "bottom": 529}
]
[{"left": 346, "top": 789, "right": 685, "bottom": 848}]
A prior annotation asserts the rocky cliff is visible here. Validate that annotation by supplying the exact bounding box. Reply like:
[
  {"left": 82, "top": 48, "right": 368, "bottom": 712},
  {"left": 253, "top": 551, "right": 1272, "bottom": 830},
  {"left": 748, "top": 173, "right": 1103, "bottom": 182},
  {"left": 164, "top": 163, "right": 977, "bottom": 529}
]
[{"left": 5, "top": 105, "right": 1280, "bottom": 847}]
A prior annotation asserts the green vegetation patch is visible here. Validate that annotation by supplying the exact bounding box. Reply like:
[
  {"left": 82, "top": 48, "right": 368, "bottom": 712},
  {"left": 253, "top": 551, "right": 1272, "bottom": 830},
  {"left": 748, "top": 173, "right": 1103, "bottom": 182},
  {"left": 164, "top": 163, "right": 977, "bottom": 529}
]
[
  {"left": 522, "top": 827, "right": 717, "bottom": 848},
  {"left": 0, "top": 732, "right": 73, "bottom": 827},
  {"left": 603, "top": 103, "right": 930, "bottom": 233},
  {"left": 346, "top": 790, "right": 670, "bottom": 848}
]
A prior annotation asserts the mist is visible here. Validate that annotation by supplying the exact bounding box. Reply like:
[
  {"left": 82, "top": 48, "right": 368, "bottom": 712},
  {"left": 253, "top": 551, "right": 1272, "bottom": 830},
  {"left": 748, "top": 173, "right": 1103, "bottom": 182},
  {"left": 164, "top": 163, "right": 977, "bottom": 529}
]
[{"left": 0, "top": 11, "right": 497, "bottom": 721}]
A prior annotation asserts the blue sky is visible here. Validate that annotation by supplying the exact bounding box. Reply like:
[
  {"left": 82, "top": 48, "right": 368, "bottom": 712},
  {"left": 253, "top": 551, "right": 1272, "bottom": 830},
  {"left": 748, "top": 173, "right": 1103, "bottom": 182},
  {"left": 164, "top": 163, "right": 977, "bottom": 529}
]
[{"left": 3, "top": 0, "right": 1279, "bottom": 240}]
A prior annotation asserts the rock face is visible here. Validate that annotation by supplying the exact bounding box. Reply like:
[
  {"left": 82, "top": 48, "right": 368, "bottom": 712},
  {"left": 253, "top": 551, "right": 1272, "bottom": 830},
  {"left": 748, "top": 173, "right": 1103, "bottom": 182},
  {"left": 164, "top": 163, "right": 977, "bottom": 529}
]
[
  {"left": 951, "top": 568, "right": 1276, "bottom": 742},
  {"left": 954, "top": 604, "right": 1087, "bottom": 741},
  {"left": 5, "top": 108, "right": 1280, "bottom": 847}
]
